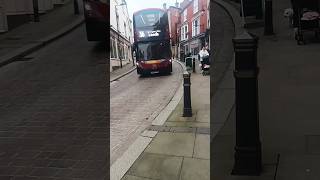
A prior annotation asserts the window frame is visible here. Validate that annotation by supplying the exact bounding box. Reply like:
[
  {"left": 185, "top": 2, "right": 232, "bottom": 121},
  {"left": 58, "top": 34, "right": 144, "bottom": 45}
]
[
  {"left": 181, "top": 24, "right": 188, "bottom": 41},
  {"left": 193, "top": 0, "right": 198, "bottom": 14},
  {"left": 192, "top": 17, "right": 200, "bottom": 37}
]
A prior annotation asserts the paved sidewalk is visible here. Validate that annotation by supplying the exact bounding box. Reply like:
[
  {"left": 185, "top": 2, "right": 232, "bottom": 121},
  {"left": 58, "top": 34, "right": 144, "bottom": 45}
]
[
  {"left": 120, "top": 61, "right": 210, "bottom": 180},
  {"left": 212, "top": 0, "right": 320, "bottom": 179},
  {"left": 0, "top": 0, "right": 84, "bottom": 66},
  {"left": 110, "top": 61, "right": 136, "bottom": 81}
]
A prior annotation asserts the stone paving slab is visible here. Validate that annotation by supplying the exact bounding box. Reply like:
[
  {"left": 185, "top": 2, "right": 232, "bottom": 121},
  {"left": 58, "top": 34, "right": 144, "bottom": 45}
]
[
  {"left": 165, "top": 121, "right": 209, "bottom": 128},
  {"left": 144, "top": 132, "right": 195, "bottom": 157},
  {"left": 122, "top": 175, "right": 153, "bottom": 180},
  {"left": 126, "top": 153, "right": 183, "bottom": 180},
  {"left": 180, "top": 158, "right": 210, "bottom": 180},
  {"left": 194, "top": 134, "right": 210, "bottom": 159}
]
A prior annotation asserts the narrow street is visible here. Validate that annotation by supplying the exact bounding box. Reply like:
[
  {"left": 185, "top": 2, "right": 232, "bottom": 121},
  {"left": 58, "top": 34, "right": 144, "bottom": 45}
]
[
  {"left": 110, "top": 62, "right": 183, "bottom": 164},
  {"left": 0, "top": 25, "right": 108, "bottom": 179}
]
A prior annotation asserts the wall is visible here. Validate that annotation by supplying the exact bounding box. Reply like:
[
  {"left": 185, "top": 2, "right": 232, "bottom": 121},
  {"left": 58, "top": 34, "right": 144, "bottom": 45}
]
[
  {"left": 168, "top": 6, "right": 180, "bottom": 46},
  {"left": 110, "top": 0, "right": 132, "bottom": 43}
]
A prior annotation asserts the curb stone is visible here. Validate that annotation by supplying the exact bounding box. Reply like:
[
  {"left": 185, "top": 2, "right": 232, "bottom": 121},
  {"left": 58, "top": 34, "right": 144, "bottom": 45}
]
[
  {"left": 110, "top": 66, "right": 137, "bottom": 82},
  {"left": 0, "top": 17, "right": 85, "bottom": 67},
  {"left": 214, "top": 0, "right": 245, "bottom": 35}
]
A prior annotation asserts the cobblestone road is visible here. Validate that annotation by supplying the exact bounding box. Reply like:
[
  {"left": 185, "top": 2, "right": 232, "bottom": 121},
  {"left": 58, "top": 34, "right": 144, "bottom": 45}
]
[
  {"left": 110, "top": 63, "right": 183, "bottom": 165},
  {"left": 0, "top": 25, "right": 108, "bottom": 180}
]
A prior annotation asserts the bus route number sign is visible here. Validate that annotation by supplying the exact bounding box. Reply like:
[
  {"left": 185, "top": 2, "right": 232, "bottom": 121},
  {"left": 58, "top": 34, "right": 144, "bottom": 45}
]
[{"left": 139, "top": 30, "right": 161, "bottom": 38}]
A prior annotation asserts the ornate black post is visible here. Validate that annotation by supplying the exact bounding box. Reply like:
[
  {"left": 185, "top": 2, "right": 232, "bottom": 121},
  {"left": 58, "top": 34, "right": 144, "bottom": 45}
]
[
  {"left": 74, "top": 0, "right": 79, "bottom": 14},
  {"left": 231, "top": 32, "right": 262, "bottom": 175},
  {"left": 264, "top": 0, "right": 274, "bottom": 35},
  {"left": 256, "top": 0, "right": 263, "bottom": 19},
  {"left": 183, "top": 72, "right": 192, "bottom": 117},
  {"left": 192, "top": 58, "right": 195, "bottom": 73},
  {"left": 32, "top": 0, "right": 39, "bottom": 22}
]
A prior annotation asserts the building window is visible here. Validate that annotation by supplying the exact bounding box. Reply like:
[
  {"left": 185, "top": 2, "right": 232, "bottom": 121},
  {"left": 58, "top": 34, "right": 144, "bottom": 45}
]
[
  {"left": 192, "top": 18, "right": 200, "bottom": 37},
  {"left": 110, "top": 37, "right": 117, "bottom": 58},
  {"left": 183, "top": 10, "right": 187, "bottom": 22},
  {"left": 124, "top": 23, "right": 127, "bottom": 38},
  {"left": 120, "top": 44, "right": 124, "bottom": 59},
  {"left": 184, "top": 44, "right": 189, "bottom": 54},
  {"left": 181, "top": 24, "right": 188, "bottom": 41},
  {"left": 118, "top": 42, "right": 124, "bottom": 59},
  {"left": 193, "top": 0, "right": 198, "bottom": 14}
]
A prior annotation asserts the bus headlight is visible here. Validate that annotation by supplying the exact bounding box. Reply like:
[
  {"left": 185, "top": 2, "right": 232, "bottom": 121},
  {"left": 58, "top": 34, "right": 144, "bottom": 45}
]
[{"left": 169, "top": 59, "right": 172, "bottom": 63}]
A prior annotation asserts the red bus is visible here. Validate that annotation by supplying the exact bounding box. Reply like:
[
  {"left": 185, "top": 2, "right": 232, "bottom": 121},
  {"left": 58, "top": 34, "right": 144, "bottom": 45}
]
[
  {"left": 83, "top": 0, "right": 108, "bottom": 41},
  {"left": 133, "top": 8, "right": 172, "bottom": 75}
]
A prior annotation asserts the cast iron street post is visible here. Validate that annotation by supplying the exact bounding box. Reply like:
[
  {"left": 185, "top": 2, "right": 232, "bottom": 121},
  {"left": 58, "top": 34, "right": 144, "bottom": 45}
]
[
  {"left": 192, "top": 58, "right": 195, "bottom": 73},
  {"left": 74, "top": 0, "right": 79, "bottom": 14},
  {"left": 231, "top": 32, "right": 262, "bottom": 175},
  {"left": 33, "top": 0, "right": 39, "bottom": 22},
  {"left": 183, "top": 72, "right": 192, "bottom": 117},
  {"left": 264, "top": 0, "right": 274, "bottom": 35},
  {"left": 256, "top": 0, "right": 263, "bottom": 19}
]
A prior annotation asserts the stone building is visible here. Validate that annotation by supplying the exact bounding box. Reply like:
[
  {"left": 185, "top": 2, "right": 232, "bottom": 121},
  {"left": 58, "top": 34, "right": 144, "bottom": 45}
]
[{"left": 110, "top": 0, "right": 133, "bottom": 71}]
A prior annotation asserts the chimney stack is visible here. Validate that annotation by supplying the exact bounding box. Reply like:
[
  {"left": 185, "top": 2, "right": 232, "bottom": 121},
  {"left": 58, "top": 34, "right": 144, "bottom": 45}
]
[{"left": 163, "top": 3, "right": 167, "bottom": 10}]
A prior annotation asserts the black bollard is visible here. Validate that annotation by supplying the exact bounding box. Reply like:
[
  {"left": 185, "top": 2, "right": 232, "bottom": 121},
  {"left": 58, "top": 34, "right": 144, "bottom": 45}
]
[
  {"left": 231, "top": 32, "right": 262, "bottom": 175},
  {"left": 256, "top": 0, "right": 263, "bottom": 19},
  {"left": 192, "top": 58, "right": 195, "bottom": 73},
  {"left": 32, "top": 0, "right": 39, "bottom": 22},
  {"left": 264, "top": 0, "right": 274, "bottom": 35},
  {"left": 74, "top": 0, "right": 80, "bottom": 15},
  {"left": 183, "top": 72, "right": 192, "bottom": 117}
]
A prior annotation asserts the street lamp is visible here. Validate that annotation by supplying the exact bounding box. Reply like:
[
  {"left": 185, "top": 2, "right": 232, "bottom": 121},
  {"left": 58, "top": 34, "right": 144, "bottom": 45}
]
[{"left": 115, "top": 0, "right": 127, "bottom": 68}]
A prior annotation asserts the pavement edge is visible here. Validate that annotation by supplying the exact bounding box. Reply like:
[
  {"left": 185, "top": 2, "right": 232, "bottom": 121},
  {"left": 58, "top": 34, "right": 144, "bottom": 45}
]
[
  {"left": 0, "top": 17, "right": 85, "bottom": 67},
  {"left": 110, "top": 66, "right": 137, "bottom": 82}
]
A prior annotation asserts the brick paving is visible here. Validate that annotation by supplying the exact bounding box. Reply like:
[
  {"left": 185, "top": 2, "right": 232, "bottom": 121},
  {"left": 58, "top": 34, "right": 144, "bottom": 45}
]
[
  {"left": 110, "top": 63, "right": 183, "bottom": 165},
  {"left": 0, "top": 26, "right": 107, "bottom": 179}
]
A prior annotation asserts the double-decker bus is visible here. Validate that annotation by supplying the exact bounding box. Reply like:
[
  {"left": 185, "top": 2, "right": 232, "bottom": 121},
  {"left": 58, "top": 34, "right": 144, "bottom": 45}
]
[
  {"left": 83, "top": 0, "right": 108, "bottom": 41},
  {"left": 133, "top": 8, "right": 172, "bottom": 75}
]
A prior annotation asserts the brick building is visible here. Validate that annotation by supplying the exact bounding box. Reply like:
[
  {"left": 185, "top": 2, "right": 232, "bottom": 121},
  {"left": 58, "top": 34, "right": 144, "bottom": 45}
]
[
  {"left": 177, "top": 0, "right": 209, "bottom": 60},
  {"left": 167, "top": 3, "right": 181, "bottom": 59}
]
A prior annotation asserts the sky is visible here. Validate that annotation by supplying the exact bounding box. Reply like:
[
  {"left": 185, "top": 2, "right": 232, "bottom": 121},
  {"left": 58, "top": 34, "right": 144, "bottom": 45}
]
[{"left": 126, "top": 0, "right": 180, "bottom": 20}]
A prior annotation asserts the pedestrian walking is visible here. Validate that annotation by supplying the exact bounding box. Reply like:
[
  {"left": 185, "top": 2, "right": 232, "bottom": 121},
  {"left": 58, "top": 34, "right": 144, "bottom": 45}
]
[{"left": 198, "top": 46, "right": 209, "bottom": 72}]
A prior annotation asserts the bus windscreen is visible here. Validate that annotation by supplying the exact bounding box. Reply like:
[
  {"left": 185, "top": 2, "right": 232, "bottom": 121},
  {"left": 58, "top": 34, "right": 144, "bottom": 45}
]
[
  {"left": 134, "top": 10, "right": 165, "bottom": 28},
  {"left": 137, "top": 41, "right": 171, "bottom": 60}
]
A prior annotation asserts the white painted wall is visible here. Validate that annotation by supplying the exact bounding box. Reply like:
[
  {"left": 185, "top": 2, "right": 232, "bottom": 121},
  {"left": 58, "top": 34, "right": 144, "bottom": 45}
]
[{"left": 110, "top": 0, "right": 132, "bottom": 43}]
